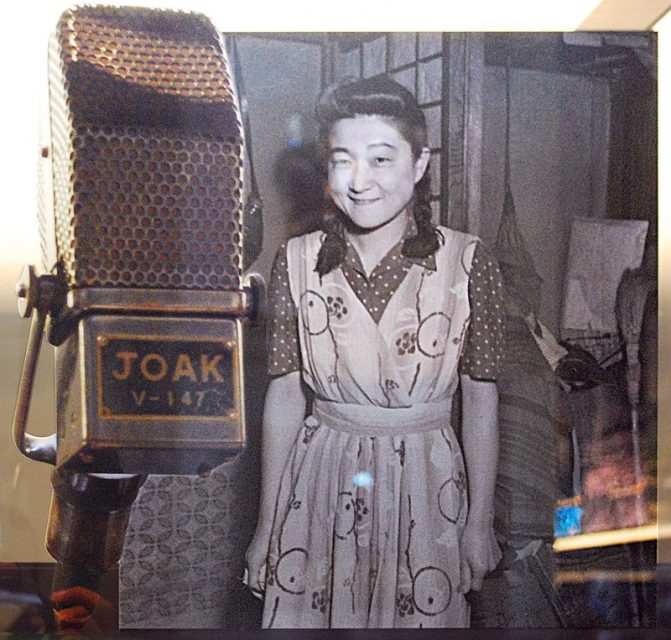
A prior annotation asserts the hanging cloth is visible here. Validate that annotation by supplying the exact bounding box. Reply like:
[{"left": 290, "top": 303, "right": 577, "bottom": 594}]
[{"left": 493, "top": 59, "right": 543, "bottom": 319}]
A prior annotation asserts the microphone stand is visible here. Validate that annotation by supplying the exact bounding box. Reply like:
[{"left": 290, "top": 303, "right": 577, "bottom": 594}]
[{"left": 48, "top": 469, "right": 145, "bottom": 632}]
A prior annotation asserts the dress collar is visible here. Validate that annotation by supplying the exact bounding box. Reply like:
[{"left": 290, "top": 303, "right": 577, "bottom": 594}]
[{"left": 343, "top": 214, "right": 437, "bottom": 277}]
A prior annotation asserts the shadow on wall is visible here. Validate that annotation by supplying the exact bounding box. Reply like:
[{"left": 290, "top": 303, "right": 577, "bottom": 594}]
[{"left": 273, "top": 142, "right": 326, "bottom": 238}]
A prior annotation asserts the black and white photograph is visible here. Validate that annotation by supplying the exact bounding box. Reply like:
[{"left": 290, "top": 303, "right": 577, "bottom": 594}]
[{"left": 0, "top": 1, "right": 668, "bottom": 636}]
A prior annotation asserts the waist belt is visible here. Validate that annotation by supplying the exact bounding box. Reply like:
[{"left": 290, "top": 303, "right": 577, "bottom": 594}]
[{"left": 312, "top": 398, "right": 452, "bottom": 437}]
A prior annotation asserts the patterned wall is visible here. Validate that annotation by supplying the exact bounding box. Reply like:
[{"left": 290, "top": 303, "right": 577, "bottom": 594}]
[{"left": 119, "top": 460, "right": 256, "bottom": 628}]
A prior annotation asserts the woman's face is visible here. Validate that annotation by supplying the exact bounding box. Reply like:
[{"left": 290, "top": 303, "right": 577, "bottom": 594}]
[{"left": 327, "top": 115, "right": 429, "bottom": 232}]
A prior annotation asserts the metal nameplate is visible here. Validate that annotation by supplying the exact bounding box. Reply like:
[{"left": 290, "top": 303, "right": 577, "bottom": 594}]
[{"left": 97, "top": 334, "right": 239, "bottom": 421}]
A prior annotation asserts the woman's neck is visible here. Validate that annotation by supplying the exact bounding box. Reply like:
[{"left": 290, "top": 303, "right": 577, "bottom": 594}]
[{"left": 346, "top": 210, "right": 409, "bottom": 277}]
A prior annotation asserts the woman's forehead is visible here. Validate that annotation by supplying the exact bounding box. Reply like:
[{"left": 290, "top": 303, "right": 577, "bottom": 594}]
[{"left": 328, "top": 114, "right": 407, "bottom": 148}]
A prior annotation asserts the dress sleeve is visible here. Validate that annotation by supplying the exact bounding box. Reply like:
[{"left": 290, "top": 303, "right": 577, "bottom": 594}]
[
  {"left": 459, "top": 242, "right": 506, "bottom": 381},
  {"left": 266, "top": 243, "right": 301, "bottom": 377}
]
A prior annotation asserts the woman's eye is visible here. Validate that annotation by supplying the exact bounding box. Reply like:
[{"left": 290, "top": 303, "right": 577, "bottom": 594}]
[
  {"left": 373, "top": 157, "right": 392, "bottom": 166},
  {"left": 330, "top": 157, "right": 351, "bottom": 168}
]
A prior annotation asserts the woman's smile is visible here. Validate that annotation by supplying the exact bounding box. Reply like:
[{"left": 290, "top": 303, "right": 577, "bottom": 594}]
[{"left": 348, "top": 195, "right": 381, "bottom": 205}]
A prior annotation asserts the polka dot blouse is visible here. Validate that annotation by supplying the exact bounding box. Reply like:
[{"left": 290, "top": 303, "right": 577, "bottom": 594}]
[{"left": 267, "top": 234, "right": 505, "bottom": 381}]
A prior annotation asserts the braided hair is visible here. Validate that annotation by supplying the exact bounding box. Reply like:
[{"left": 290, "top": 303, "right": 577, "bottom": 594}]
[{"left": 314, "top": 75, "right": 441, "bottom": 277}]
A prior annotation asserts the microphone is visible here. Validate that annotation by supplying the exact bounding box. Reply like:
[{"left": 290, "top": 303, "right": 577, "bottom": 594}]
[
  {"left": 12, "top": 5, "right": 261, "bottom": 622},
  {"left": 16, "top": 5, "right": 258, "bottom": 475}
]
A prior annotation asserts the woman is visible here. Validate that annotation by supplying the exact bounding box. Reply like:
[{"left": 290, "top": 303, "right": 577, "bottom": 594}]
[{"left": 245, "top": 75, "right": 503, "bottom": 628}]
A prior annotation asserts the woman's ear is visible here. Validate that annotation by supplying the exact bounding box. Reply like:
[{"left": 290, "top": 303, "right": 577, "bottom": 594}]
[{"left": 414, "top": 147, "right": 431, "bottom": 184}]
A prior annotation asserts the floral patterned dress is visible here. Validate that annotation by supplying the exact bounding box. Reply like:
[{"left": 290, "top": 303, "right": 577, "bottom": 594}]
[{"left": 261, "top": 226, "right": 501, "bottom": 628}]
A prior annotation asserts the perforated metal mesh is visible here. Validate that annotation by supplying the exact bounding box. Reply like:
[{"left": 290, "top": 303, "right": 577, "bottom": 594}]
[
  {"left": 46, "top": 6, "right": 244, "bottom": 290},
  {"left": 61, "top": 12, "right": 235, "bottom": 101}
]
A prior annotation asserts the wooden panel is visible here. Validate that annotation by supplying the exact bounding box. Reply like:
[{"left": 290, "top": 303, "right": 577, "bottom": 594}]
[{"left": 441, "top": 33, "right": 484, "bottom": 234}]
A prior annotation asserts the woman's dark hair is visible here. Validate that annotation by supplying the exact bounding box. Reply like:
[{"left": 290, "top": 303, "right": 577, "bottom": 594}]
[{"left": 314, "top": 75, "right": 441, "bottom": 277}]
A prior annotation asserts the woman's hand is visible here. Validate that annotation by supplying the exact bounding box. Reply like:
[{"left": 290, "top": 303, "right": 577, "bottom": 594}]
[
  {"left": 244, "top": 526, "right": 271, "bottom": 598},
  {"left": 458, "top": 520, "right": 501, "bottom": 593}
]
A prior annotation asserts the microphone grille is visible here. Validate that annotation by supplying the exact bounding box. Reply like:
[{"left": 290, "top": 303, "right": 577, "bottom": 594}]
[{"left": 46, "top": 6, "right": 244, "bottom": 291}]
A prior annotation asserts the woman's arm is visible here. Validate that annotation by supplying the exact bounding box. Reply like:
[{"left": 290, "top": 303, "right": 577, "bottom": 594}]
[
  {"left": 458, "top": 373, "right": 500, "bottom": 593},
  {"left": 245, "top": 370, "right": 306, "bottom": 592},
  {"left": 256, "top": 370, "right": 306, "bottom": 530}
]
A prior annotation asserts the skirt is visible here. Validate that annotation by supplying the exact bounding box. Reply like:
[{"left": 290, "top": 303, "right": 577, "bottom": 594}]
[{"left": 261, "top": 399, "right": 470, "bottom": 628}]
